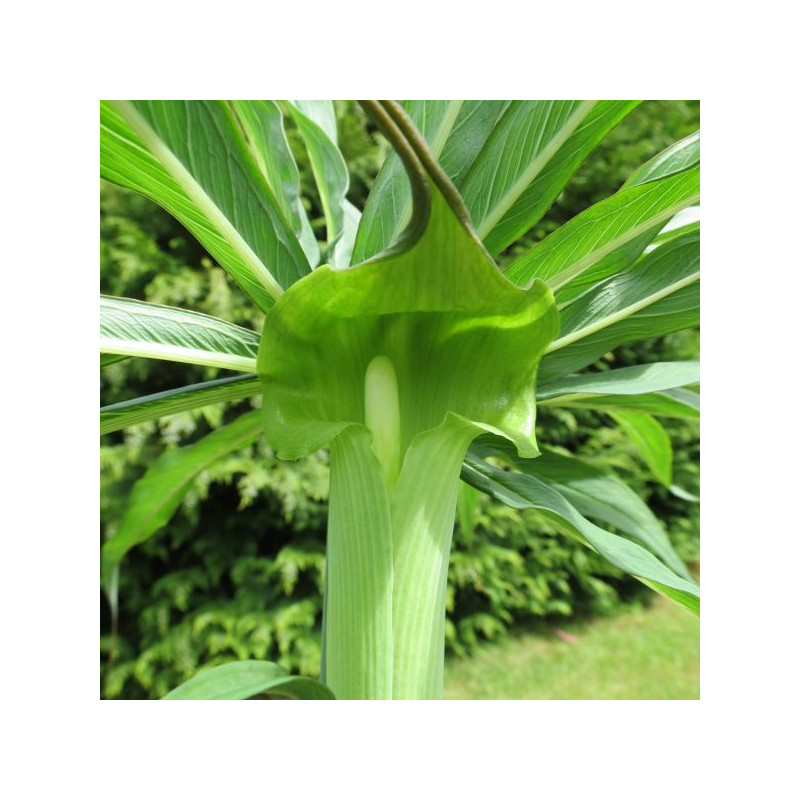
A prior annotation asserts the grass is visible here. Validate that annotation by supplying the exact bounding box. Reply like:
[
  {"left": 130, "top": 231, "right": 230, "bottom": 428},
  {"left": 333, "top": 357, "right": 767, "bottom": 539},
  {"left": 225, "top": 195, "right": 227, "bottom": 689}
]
[{"left": 444, "top": 598, "right": 700, "bottom": 700}]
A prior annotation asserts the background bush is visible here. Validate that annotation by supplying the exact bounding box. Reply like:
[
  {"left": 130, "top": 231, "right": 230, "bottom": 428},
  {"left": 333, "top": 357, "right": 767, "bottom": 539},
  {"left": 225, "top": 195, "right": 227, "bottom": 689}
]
[{"left": 100, "top": 100, "right": 700, "bottom": 699}]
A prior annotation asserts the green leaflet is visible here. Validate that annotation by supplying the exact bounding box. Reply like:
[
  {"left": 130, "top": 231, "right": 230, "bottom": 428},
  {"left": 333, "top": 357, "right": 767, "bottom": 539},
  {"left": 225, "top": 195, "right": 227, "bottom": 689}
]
[
  {"left": 230, "top": 100, "right": 320, "bottom": 267},
  {"left": 538, "top": 231, "right": 700, "bottom": 384},
  {"left": 462, "top": 453, "right": 699, "bottom": 615},
  {"left": 505, "top": 131, "right": 700, "bottom": 299},
  {"left": 100, "top": 100, "right": 310, "bottom": 310},
  {"left": 258, "top": 101, "right": 558, "bottom": 698},
  {"left": 461, "top": 101, "right": 640, "bottom": 255},
  {"left": 506, "top": 166, "right": 700, "bottom": 292},
  {"left": 100, "top": 375, "right": 261, "bottom": 435},
  {"left": 610, "top": 410, "right": 674, "bottom": 487},
  {"left": 100, "top": 296, "right": 260, "bottom": 372},
  {"left": 283, "top": 101, "right": 360, "bottom": 268},
  {"left": 101, "top": 411, "right": 262, "bottom": 589},
  {"left": 162, "top": 660, "right": 335, "bottom": 700}
]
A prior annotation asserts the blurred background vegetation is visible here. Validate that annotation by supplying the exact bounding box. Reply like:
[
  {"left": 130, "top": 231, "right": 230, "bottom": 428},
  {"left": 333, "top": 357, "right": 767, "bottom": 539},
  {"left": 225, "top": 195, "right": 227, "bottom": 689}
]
[{"left": 100, "top": 100, "right": 700, "bottom": 699}]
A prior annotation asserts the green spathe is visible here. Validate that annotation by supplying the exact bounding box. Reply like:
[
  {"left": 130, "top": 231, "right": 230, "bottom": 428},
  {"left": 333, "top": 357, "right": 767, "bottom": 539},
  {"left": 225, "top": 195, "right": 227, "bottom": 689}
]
[{"left": 258, "top": 177, "right": 558, "bottom": 698}]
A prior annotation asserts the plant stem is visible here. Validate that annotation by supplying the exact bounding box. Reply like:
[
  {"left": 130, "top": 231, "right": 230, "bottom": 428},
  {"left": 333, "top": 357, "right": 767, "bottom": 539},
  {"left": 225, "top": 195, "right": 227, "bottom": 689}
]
[{"left": 321, "top": 356, "right": 478, "bottom": 698}]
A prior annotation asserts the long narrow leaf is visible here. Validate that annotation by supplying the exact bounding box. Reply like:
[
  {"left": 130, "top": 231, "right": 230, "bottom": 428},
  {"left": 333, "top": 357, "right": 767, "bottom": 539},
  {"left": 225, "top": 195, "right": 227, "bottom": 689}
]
[
  {"left": 538, "top": 232, "right": 700, "bottom": 384},
  {"left": 610, "top": 410, "right": 673, "bottom": 486},
  {"left": 100, "top": 375, "right": 261, "bottom": 435},
  {"left": 471, "top": 438, "right": 691, "bottom": 580},
  {"left": 506, "top": 166, "right": 699, "bottom": 292},
  {"left": 461, "top": 454, "right": 699, "bottom": 614},
  {"left": 538, "top": 361, "right": 700, "bottom": 400},
  {"left": 284, "top": 101, "right": 360, "bottom": 268},
  {"left": 100, "top": 296, "right": 259, "bottom": 372},
  {"left": 545, "top": 388, "right": 699, "bottom": 420},
  {"left": 229, "top": 100, "right": 320, "bottom": 266},
  {"left": 162, "top": 660, "right": 335, "bottom": 700},
  {"left": 461, "top": 101, "right": 640, "bottom": 254},
  {"left": 101, "top": 411, "right": 262, "bottom": 586},
  {"left": 101, "top": 100, "right": 310, "bottom": 310},
  {"left": 557, "top": 134, "right": 701, "bottom": 303}
]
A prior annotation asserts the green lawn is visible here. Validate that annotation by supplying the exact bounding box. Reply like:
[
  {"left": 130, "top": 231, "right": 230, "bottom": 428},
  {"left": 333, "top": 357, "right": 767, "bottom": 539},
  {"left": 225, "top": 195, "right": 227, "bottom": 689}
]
[{"left": 444, "top": 599, "right": 700, "bottom": 700}]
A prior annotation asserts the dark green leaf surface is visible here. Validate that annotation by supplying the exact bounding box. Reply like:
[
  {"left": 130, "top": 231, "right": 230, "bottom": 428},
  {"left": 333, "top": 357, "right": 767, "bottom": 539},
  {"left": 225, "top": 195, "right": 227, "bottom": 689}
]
[
  {"left": 461, "top": 454, "right": 699, "bottom": 614},
  {"left": 101, "top": 353, "right": 128, "bottom": 367},
  {"left": 461, "top": 101, "right": 640, "bottom": 255},
  {"left": 101, "top": 100, "right": 310, "bottom": 310},
  {"left": 101, "top": 411, "right": 262, "bottom": 585},
  {"left": 162, "top": 660, "right": 335, "bottom": 700},
  {"left": 100, "top": 375, "right": 261, "bottom": 435}
]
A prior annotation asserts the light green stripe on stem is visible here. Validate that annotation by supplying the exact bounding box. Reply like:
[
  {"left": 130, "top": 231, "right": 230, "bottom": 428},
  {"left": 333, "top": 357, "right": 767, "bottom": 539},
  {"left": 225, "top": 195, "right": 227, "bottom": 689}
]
[
  {"left": 326, "top": 427, "right": 394, "bottom": 700},
  {"left": 390, "top": 418, "right": 477, "bottom": 699}
]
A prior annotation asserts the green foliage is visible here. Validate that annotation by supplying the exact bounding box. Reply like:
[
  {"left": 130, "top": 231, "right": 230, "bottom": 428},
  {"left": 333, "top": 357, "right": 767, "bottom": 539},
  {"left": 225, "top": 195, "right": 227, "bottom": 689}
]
[{"left": 100, "top": 100, "right": 699, "bottom": 699}]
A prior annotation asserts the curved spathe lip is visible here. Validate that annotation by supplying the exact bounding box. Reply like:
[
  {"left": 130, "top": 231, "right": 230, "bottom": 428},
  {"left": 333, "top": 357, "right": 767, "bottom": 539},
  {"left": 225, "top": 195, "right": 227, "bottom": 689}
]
[{"left": 258, "top": 186, "right": 559, "bottom": 462}]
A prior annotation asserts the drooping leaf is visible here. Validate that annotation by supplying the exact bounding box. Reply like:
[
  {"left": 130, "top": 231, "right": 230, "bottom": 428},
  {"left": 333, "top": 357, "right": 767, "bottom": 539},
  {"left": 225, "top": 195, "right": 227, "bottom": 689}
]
[
  {"left": 229, "top": 100, "right": 320, "bottom": 266},
  {"left": 100, "top": 375, "right": 261, "bottom": 435},
  {"left": 100, "top": 100, "right": 310, "bottom": 310},
  {"left": 162, "top": 660, "right": 335, "bottom": 700},
  {"left": 609, "top": 410, "right": 674, "bottom": 486},
  {"left": 538, "top": 361, "right": 700, "bottom": 400},
  {"left": 461, "top": 453, "right": 699, "bottom": 614},
  {"left": 461, "top": 101, "right": 640, "bottom": 254},
  {"left": 100, "top": 296, "right": 259, "bottom": 372},
  {"left": 283, "top": 101, "right": 360, "bottom": 268},
  {"left": 538, "top": 231, "right": 700, "bottom": 384},
  {"left": 101, "top": 411, "right": 262, "bottom": 588},
  {"left": 471, "top": 437, "right": 692, "bottom": 580}
]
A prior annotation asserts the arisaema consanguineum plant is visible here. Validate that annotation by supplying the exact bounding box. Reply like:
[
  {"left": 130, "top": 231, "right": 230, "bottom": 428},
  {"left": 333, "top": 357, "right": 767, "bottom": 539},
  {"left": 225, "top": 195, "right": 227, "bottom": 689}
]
[{"left": 100, "top": 100, "right": 700, "bottom": 700}]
